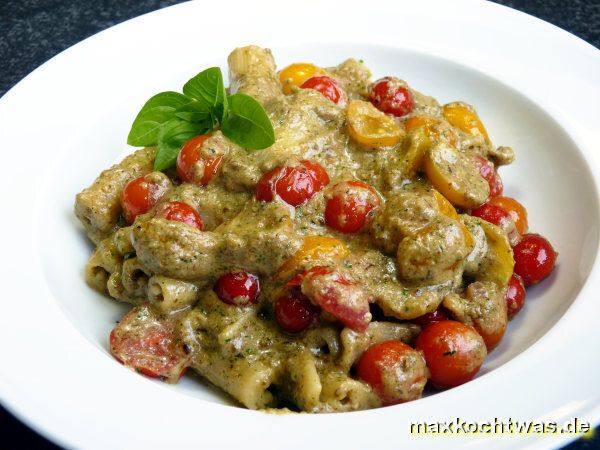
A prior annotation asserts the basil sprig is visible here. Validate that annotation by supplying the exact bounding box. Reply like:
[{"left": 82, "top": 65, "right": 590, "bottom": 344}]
[{"left": 127, "top": 67, "right": 275, "bottom": 171}]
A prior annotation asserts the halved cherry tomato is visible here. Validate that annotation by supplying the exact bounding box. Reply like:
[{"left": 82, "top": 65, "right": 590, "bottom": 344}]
[
  {"left": 155, "top": 201, "right": 204, "bottom": 231},
  {"left": 325, "top": 181, "right": 381, "bottom": 233},
  {"left": 488, "top": 196, "right": 528, "bottom": 235},
  {"left": 176, "top": 134, "right": 223, "bottom": 185},
  {"left": 415, "top": 320, "right": 487, "bottom": 389},
  {"left": 255, "top": 160, "right": 329, "bottom": 207},
  {"left": 121, "top": 175, "right": 168, "bottom": 224},
  {"left": 274, "top": 289, "right": 320, "bottom": 333},
  {"left": 473, "top": 156, "right": 503, "bottom": 198},
  {"left": 405, "top": 116, "right": 457, "bottom": 147},
  {"left": 292, "top": 266, "right": 372, "bottom": 332},
  {"left": 513, "top": 233, "right": 557, "bottom": 285},
  {"left": 276, "top": 236, "right": 349, "bottom": 279},
  {"left": 412, "top": 308, "right": 449, "bottom": 327},
  {"left": 356, "top": 340, "right": 428, "bottom": 405},
  {"left": 505, "top": 274, "right": 526, "bottom": 319},
  {"left": 443, "top": 103, "right": 490, "bottom": 143},
  {"left": 300, "top": 76, "right": 344, "bottom": 104},
  {"left": 214, "top": 272, "right": 260, "bottom": 306},
  {"left": 279, "top": 63, "right": 325, "bottom": 95},
  {"left": 347, "top": 100, "right": 403, "bottom": 148},
  {"left": 110, "top": 304, "right": 189, "bottom": 382},
  {"left": 368, "top": 77, "right": 414, "bottom": 117}
]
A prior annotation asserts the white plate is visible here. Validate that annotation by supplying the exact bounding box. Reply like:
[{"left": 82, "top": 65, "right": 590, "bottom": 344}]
[{"left": 1, "top": 0, "right": 599, "bottom": 449}]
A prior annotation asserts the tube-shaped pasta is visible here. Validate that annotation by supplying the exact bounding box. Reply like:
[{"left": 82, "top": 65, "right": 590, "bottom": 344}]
[
  {"left": 284, "top": 350, "right": 322, "bottom": 412},
  {"left": 84, "top": 238, "right": 122, "bottom": 294},
  {"left": 228, "top": 46, "right": 283, "bottom": 105},
  {"left": 148, "top": 275, "right": 199, "bottom": 313},
  {"left": 120, "top": 257, "right": 151, "bottom": 302},
  {"left": 338, "top": 321, "right": 421, "bottom": 371},
  {"left": 317, "top": 372, "right": 380, "bottom": 412},
  {"left": 75, "top": 147, "right": 156, "bottom": 244}
]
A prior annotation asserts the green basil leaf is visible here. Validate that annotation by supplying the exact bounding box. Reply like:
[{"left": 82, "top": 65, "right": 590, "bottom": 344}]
[
  {"left": 183, "top": 67, "right": 228, "bottom": 123},
  {"left": 153, "top": 119, "right": 212, "bottom": 171},
  {"left": 174, "top": 100, "right": 214, "bottom": 124},
  {"left": 221, "top": 93, "right": 275, "bottom": 150},
  {"left": 127, "top": 91, "right": 191, "bottom": 147}
]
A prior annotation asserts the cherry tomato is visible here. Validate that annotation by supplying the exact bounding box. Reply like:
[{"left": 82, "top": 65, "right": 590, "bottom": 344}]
[
  {"left": 176, "top": 134, "right": 223, "bottom": 185},
  {"left": 356, "top": 340, "right": 428, "bottom": 405},
  {"left": 110, "top": 304, "right": 189, "bottom": 382},
  {"left": 292, "top": 266, "right": 372, "bottom": 332},
  {"left": 415, "top": 320, "right": 487, "bottom": 388},
  {"left": 368, "top": 77, "right": 414, "bottom": 117},
  {"left": 488, "top": 196, "right": 528, "bottom": 235},
  {"left": 279, "top": 63, "right": 325, "bottom": 95},
  {"left": 325, "top": 181, "right": 381, "bottom": 233},
  {"left": 347, "top": 100, "right": 403, "bottom": 148},
  {"left": 505, "top": 274, "right": 526, "bottom": 319},
  {"left": 155, "top": 201, "right": 204, "bottom": 231},
  {"left": 255, "top": 160, "right": 329, "bottom": 207},
  {"left": 121, "top": 175, "right": 168, "bottom": 224},
  {"left": 471, "top": 203, "right": 511, "bottom": 226},
  {"left": 412, "top": 308, "right": 449, "bottom": 327},
  {"left": 473, "top": 156, "right": 503, "bottom": 197},
  {"left": 274, "top": 289, "right": 320, "bottom": 333},
  {"left": 513, "top": 233, "right": 557, "bottom": 285},
  {"left": 300, "top": 76, "right": 344, "bottom": 104},
  {"left": 214, "top": 272, "right": 260, "bottom": 306}
]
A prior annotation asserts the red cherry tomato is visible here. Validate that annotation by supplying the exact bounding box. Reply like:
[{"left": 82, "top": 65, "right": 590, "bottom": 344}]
[
  {"left": 176, "top": 134, "right": 223, "bottom": 185},
  {"left": 300, "top": 76, "right": 344, "bottom": 104},
  {"left": 412, "top": 308, "right": 449, "bottom": 327},
  {"left": 294, "top": 266, "right": 372, "bottom": 332},
  {"left": 255, "top": 160, "right": 329, "bottom": 207},
  {"left": 513, "top": 233, "right": 557, "bottom": 285},
  {"left": 415, "top": 320, "right": 487, "bottom": 389},
  {"left": 473, "top": 156, "right": 503, "bottom": 198},
  {"left": 505, "top": 274, "right": 526, "bottom": 319},
  {"left": 274, "top": 289, "right": 320, "bottom": 333},
  {"left": 488, "top": 196, "right": 528, "bottom": 235},
  {"left": 325, "top": 181, "right": 381, "bottom": 233},
  {"left": 356, "top": 340, "right": 428, "bottom": 405},
  {"left": 110, "top": 304, "right": 189, "bottom": 382},
  {"left": 155, "top": 201, "right": 204, "bottom": 231},
  {"left": 214, "top": 272, "right": 260, "bottom": 306},
  {"left": 471, "top": 203, "right": 511, "bottom": 226},
  {"left": 368, "top": 77, "right": 414, "bottom": 117},
  {"left": 121, "top": 175, "right": 168, "bottom": 224}
]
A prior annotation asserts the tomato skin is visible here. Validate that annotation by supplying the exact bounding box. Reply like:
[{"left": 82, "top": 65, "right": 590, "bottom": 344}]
[
  {"left": 214, "top": 272, "right": 260, "bottom": 306},
  {"left": 513, "top": 233, "right": 557, "bottom": 285},
  {"left": 505, "top": 274, "right": 526, "bottom": 319},
  {"left": 412, "top": 308, "right": 449, "bottom": 327},
  {"left": 155, "top": 201, "right": 204, "bottom": 231},
  {"left": 176, "top": 134, "right": 222, "bottom": 185},
  {"left": 274, "top": 289, "right": 320, "bottom": 333},
  {"left": 109, "top": 304, "right": 189, "bottom": 382},
  {"left": 121, "top": 175, "right": 168, "bottom": 224},
  {"left": 255, "top": 160, "right": 329, "bottom": 207},
  {"left": 356, "top": 340, "right": 428, "bottom": 405},
  {"left": 415, "top": 320, "right": 487, "bottom": 388},
  {"left": 471, "top": 203, "right": 511, "bottom": 226},
  {"left": 300, "top": 76, "right": 344, "bottom": 104},
  {"left": 488, "top": 196, "right": 528, "bottom": 235},
  {"left": 368, "top": 77, "right": 414, "bottom": 117},
  {"left": 473, "top": 156, "right": 503, "bottom": 198},
  {"left": 325, "top": 181, "right": 381, "bottom": 233}
]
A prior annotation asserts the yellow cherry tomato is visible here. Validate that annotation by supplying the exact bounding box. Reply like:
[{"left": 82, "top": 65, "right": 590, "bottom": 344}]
[
  {"left": 276, "top": 236, "right": 349, "bottom": 279},
  {"left": 423, "top": 143, "right": 490, "bottom": 209},
  {"left": 347, "top": 100, "right": 404, "bottom": 149},
  {"left": 400, "top": 127, "right": 431, "bottom": 177},
  {"left": 442, "top": 102, "right": 490, "bottom": 143},
  {"left": 279, "top": 63, "right": 325, "bottom": 95},
  {"left": 405, "top": 115, "right": 457, "bottom": 147}
]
